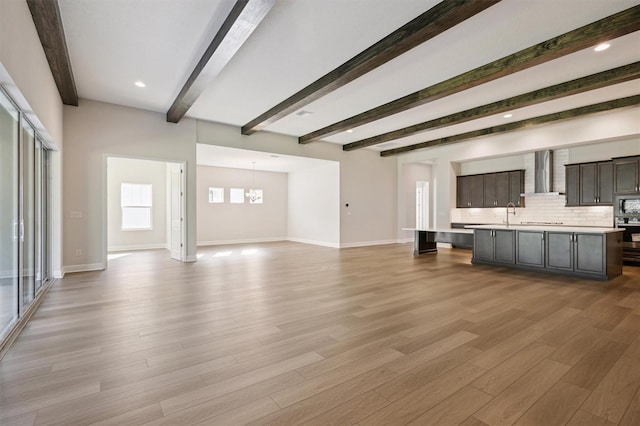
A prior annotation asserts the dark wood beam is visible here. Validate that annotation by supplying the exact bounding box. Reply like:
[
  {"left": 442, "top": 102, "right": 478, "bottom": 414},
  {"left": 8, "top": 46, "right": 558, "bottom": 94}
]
[
  {"left": 167, "top": 0, "right": 274, "bottom": 123},
  {"left": 344, "top": 62, "right": 640, "bottom": 151},
  {"left": 380, "top": 95, "right": 640, "bottom": 157},
  {"left": 240, "top": 0, "right": 502, "bottom": 135},
  {"left": 301, "top": 5, "right": 640, "bottom": 144},
  {"left": 26, "top": 0, "right": 78, "bottom": 106}
]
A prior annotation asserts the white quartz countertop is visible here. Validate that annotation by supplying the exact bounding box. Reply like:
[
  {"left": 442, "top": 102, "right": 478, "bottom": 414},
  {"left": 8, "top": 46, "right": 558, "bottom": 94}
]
[
  {"left": 402, "top": 227, "right": 474, "bottom": 234},
  {"left": 464, "top": 224, "right": 623, "bottom": 234}
]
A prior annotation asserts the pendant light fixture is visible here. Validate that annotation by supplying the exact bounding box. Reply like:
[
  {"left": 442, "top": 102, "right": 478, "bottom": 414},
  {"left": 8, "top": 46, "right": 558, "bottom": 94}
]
[{"left": 245, "top": 162, "right": 260, "bottom": 203}]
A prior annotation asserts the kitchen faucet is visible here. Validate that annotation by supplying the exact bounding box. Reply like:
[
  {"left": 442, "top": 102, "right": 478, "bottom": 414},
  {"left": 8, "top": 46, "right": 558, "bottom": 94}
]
[{"left": 506, "top": 202, "right": 516, "bottom": 227}]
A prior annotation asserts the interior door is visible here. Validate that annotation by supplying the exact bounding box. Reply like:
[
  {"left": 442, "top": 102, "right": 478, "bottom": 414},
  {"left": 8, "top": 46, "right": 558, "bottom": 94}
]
[{"left": 169, "top": 163, "right": 184, "bottom": 261}]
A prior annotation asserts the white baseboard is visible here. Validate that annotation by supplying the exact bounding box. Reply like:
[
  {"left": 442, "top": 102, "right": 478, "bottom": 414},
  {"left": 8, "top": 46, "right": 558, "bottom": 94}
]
[
  {"left": 397, "top": 238, "right": 414, "bottom": 244},
  {"left": 108, "top": 243, "right": 168, "bottom": 252},
  {"left": 437, "top": 242, "right": 453, "bottom": 249},
  {"left": 53, "top": 270, "right": 64, "bottom": 279},
  {"left": 185, "top": 255, "right": 198, "bottom": 262},
  {"left": 62, "top": 263, "right": 105, "bottom": 274},
  {"left": 287, "top": 237, "right": 340, "bottom": 248},
  {"left": 340, "top": 239, "right": 399, "bottom": 248},
  {"left": 197, "top": 237, "right": 286, "bottom": 247}
]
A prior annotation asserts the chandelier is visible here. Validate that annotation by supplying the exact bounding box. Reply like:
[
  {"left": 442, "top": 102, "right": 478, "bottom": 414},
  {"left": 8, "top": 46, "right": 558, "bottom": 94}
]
[{"left": 245, "top": 162, "right": 262, "bottom": 203}]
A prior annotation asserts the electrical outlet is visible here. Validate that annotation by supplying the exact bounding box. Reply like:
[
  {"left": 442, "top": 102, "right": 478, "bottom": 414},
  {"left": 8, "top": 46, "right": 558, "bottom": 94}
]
[{"left": 75, "top": 249, "right": 82, "bottom": 257}]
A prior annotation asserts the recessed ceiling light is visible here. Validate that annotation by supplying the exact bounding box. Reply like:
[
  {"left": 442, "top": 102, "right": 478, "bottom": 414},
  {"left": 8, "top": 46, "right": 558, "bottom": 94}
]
[
  {"left": 346, "top": 129, "right": 354, "bottom": 133},
  {"left": 594, "top": 43, "right": 610, "bottom": 52},
  {"left": 296, "top": 110, "right": 313, "bottom": 117},
  {"left": 134, "top": 81, "right": 146, "bottom": 88},
  {"left": 503, "top": 113, "right": 513, "bottom": 118}
]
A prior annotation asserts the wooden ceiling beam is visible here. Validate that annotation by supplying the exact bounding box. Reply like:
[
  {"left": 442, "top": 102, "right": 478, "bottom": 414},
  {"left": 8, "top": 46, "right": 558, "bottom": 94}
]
[
  {"left": 27, "top": 0, "right": 78, "bottom": 106},
  {"left": 240, "top": 0, "right": 502, "bottom": 135},
  {"left": 380, "top": 95, "right": 640, "bottom": 157},
  {"left": 166, "top": 0, "right": 274, "bottom": 123},
  {"left": 301, "top": 5, "right": 640, "bottom": 144},
  {"left": 344, "top": 62, "right": 640, "bottom": 151}
]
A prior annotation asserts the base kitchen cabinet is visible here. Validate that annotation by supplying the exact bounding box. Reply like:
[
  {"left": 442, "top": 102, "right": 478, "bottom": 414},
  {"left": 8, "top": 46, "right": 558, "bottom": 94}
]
[
  {"left": 473, "top": 229, "right": 514, "bottom": 264},
  {"left": 516, "top": 231, "right": 545, "bottom": 268},
  {"left": 470, "top": 225, "right": 623, "bottom": 280}
]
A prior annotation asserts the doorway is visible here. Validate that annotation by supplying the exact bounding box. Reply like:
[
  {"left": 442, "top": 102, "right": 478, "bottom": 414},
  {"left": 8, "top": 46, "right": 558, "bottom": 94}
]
[
  {"left": 105, "top": 156, "right": 185, "bottom": 264},
  {"left": 416, "top": 181, "right": 429, "bottom": 229}
]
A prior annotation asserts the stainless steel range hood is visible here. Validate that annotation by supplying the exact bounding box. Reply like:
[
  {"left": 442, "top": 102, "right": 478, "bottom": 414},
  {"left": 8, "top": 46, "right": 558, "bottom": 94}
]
[
  {"left": 534, "top": 150, "right": 553, "bottom": 193},
  {"left": 522, "top": 150, "right": 563, "bottom": 196}
]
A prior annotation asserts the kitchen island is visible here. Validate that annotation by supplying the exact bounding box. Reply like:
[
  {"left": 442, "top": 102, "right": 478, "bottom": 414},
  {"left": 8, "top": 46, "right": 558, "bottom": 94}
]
[
  {"left": 402, "top": 228, "right": 474, "bottom": 255},
  {"left": 466, "top": 224, "right": 624, "bottom": 280}
]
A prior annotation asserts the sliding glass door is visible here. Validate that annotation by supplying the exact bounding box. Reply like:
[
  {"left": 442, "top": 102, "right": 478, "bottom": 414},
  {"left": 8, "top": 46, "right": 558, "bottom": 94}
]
[
  {"left": 0, "top": 91, "right": 20, "bottom": 340},
  {"left": 0, "top": 88, "right": 51, "bottom": 343}
]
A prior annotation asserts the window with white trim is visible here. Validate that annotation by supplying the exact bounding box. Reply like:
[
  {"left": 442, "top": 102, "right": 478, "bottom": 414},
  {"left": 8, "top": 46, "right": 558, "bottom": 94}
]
[
  {"left": 208, "top": 187, "right": 224, "bottom": 203},
  {"left": 230, "top": 188, "right": 245, "bottom": 204},
  {"left": 121, "top": 183, "right": 152, "bottom": 230}
]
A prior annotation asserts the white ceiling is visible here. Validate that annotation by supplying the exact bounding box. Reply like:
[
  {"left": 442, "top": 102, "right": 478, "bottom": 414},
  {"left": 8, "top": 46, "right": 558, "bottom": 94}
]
[
  {"left": 58, "top": 0, "right": 640, "bottom": 155},
  {"left": 197, "top": 144, "right": 334, "bottom": 173}
]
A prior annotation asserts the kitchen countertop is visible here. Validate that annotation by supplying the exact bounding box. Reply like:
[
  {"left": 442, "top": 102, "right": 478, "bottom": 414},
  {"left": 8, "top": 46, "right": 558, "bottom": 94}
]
[
  {"left": 402, "top": 227, "right": 474, "bottom": 234},
  {"left": 464, "top": 224, "right": 623, "bottom": 233}
]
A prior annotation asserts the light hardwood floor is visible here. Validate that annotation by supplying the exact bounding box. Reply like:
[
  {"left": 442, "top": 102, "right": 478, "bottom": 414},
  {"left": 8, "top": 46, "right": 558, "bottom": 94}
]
[{"left": 2, "top": 242, "right": 640, "bottom": 425}]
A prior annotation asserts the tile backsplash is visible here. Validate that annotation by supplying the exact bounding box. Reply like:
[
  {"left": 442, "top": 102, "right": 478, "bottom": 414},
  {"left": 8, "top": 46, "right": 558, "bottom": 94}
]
[{"left": 451, "top": 194, "right": 614, "bottom": 227}]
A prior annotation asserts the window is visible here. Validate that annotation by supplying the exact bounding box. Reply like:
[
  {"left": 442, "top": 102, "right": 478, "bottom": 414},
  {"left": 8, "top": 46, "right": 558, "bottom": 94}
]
[
  {"left": 121, "top": 183, "right": 152, "bottom": 230},
  {"left": 208, "top": 187, "right": 224, "bottom": 203},
  {"left": 230, "top": 188, "right": 244, "bottom": 204}
]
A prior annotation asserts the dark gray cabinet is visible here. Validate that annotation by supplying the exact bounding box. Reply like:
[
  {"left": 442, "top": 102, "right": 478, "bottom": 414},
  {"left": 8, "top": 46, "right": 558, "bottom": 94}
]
[
  {"left": 580, "top": 162, "right": 613, "bottom": 205},
  {"left": 509, "top": 170, "right": 524, "bottom": 207},
  {"left": 574, "top": 233, "right": 605, "bottom": 275},
  {"left": 565, "top": 161, "right": 613, "bottom": 206},
  {"left": 484, "top": 174, "right": 496, "bottom": 207},
  {"left": 457, "top": 175, "right": 484, "bottom": 208},
  {"left": 547, "top": 232, "right": 605, "bottom": 275},
  {"left": 614, "top": 156, "right": 640, "bottom": 194},
  {"left": 516, "top": 231, "right": 545, "bottom": 268},
  {"left": 458, "top": 170, "right": 524, "bottom": 208},
  {"left": 565, "top": 165, "right": 580, "bottom": 206},
  {"left": 473, "top": 229, "right": 514, "bottom": 264},
  {"left": 474, "top": 228, "right": 623, "bottom": 280},
  {"left": 546, "top": 232, "right": 573, "bottom": 271}
]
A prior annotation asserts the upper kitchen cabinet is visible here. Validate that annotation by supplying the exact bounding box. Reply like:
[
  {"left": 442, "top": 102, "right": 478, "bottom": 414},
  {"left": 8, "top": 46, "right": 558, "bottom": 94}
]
[
  {"left": 614, "top": 156, "right": 640, "bottom": 194},
  {"left": 580, "top": 161, "right": 613, "bottom": 205},
  {"left": 457, "top": 175, "right": 484, "bottom": 208},
  {"left": 565, "top": 161, "right": 613, "bottom": 206},
  {"left": 458, "top": 170, "right": 524, "bottom": 208}
]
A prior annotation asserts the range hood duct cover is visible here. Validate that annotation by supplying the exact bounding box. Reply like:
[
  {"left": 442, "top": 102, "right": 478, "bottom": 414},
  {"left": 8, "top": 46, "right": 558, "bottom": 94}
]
[{"left": 534, "top": 150, "right": 553, "bottom": 193}]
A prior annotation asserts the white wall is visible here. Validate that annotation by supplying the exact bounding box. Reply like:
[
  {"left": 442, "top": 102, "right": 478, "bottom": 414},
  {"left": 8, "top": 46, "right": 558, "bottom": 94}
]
[
  {"left": 107, "top": 157, "right": 167, "bottom": 251},
  {"left": 0, "top": 0, "right": 63, "bottom": 148},
  {"left": 196, "top": 120, "right": 398, "bottom": 246},
  {"left": 0, "top": 0, "right": 64, "bottom": 278},
  {"left": 397, "top": 107, "right": 640, "bottom": 233},
  {"left": 288, "top": 163, "right": 340, "bottom": 247},
  {"left": 197, "top": 165, "right": 287, "bottom": 244},
  {"left": 63, "top": 99, "right": 197, "bottom": 272}
]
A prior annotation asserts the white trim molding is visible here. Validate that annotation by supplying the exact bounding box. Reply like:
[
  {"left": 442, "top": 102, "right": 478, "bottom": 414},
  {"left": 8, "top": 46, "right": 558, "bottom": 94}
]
[
  {"left": 197, "top": 237, "right": 286, "bottom": 247},
  {"left": 287, "top": 237, "right": 340, "bottom": 248},
  {"left": 108, "top": 243, "right": 169, "bottom": 252},
  {"left": 339, "top": 239, "right": 399, "bottom": 249},
  {"left": 62, "top": 263, "right": 105, "bottom": 274}
]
